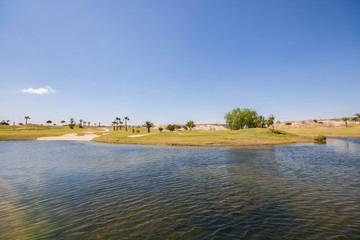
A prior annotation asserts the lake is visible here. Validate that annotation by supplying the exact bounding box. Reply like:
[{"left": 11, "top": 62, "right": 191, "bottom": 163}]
[{"left": 0, "top": 139, "right": 359, "bottom": 239}]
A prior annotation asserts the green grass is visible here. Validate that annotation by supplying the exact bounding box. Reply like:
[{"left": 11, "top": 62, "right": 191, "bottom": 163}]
[
  {"left": 278, "top": 125, "right": 360, "bottom": 138},
  {"left": 0, "top": 125, "right": 106, "bottom": 141},
  {"left": 93, "top": 128, "right": 311, "bottom": 147}
]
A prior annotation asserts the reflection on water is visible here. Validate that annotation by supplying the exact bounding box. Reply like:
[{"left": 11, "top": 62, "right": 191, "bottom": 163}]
[{"left": 0, "top": 139, "right": 359, "bottom": 239}]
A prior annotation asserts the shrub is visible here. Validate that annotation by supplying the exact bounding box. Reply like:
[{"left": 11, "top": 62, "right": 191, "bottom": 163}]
[
  {"left": 159, "top": 127, "right": 163, "bottom": 132},
  {"left": 136, "top": 129, "right": 140, "bottom": 134},
  {"left": 318, "top": 121, "right": 323, "bottom": 124},
  {"left": 167, "top": 125, "right": 175, "bottom": 131},
  {"left": 314, "top": 135, "right": 326, "bottom": 144},
  {"left": 132, "top": 129, "right": 135, "bottom": 133},
  {"left": 182, "top": 125, "right": 188, "bottom": 130},
  {"left": 285, "top": 122, "right": 292, "bottom": 125},
  {"left": 314, "top": 119, "right": 317, "bottom": 123}
]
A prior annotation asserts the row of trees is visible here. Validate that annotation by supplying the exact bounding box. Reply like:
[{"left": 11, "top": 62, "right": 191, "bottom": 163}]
[
  {"left": 225, "top": 108, "right": 275, "bottom": 131},
  {"left": 112, "top": 117, "right": 130, "bottom": 131}
]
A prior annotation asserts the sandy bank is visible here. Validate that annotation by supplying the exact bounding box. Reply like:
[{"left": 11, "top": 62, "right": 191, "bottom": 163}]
[{"left": 37, "top": 133, "right": 99, "bottom": 141}]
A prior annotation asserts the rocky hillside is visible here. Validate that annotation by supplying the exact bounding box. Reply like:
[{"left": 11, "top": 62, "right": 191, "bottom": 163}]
[{"left": 275, "top": 119, "right": 359, "bottom": 128}]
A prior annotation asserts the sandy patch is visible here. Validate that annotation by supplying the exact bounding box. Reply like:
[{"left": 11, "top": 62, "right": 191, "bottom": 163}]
[
  {"left": 37, "top": 133, "right": 99, "bottom": 141},
  {"left": 128, "top": 134, "right": 148, "bottom": 138}
]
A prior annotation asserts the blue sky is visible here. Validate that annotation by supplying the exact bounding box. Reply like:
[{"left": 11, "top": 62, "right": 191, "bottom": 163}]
[{"left": 1, "top": 0, "right": 359, "bottom": 126}]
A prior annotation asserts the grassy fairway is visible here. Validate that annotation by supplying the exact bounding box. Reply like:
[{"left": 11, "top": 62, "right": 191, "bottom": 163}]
[
  {"left": 278, "top": 125, "right": 360, "bottom": 138},
  {"left": 0, "top": 125, "right": 106, "bottom": 141},
  {"left": 93, "top": 128, "right": 312, "bottom": 147}
]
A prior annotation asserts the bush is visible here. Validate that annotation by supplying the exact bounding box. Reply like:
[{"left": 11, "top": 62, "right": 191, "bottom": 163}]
[
  {"left": 167, "top": 125, "right": 175, "bottom": 131},
  {"left": 314, "top": 135, "right": 326, "bottom": 144},
  {"left": 314, "top": 119, "right": 318, "bottom": 123},
  {"left": 159, "top": 127, "right": 163, "bottom": 132},
  {"left": 285, "top": 122, "right": 292, "bottom": 125},
  {"left": 136, "top": 129, "right": 140, "bottom": 134},
  {"left": 132, "top": 129, "right": 135, "bottom": 133},
  {"left": 182, "top": 125, "right": 188, "bottom": 130}
]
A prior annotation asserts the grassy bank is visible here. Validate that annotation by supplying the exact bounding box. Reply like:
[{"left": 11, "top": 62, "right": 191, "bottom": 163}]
[
  {"left": 277, "top": 125, "right": 360, "bottom": 138},
  {"left": 0, "top": 125, "right": 105, "bottom": 141},
  {"left": 93, "top": 128, "right": 312, "bottom": 147}
]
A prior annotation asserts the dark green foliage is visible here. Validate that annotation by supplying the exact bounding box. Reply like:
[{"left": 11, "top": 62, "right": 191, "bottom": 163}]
[
  {"left": 69, "top": 118, "right": 75, "bottom": 129},
  {"left": 167, "top": 125, "right": 175, "bottom": 131},
  {"left": 285, "top": 122, "right": 292, "bottom": 125},
  {"left": 136, "top": 129, "right": 140, "bottom": 134},
  {"left": 225, "top": 108, "right": 259, "bottom": 130},
  {"left": 314, "top": 135, "right": 326, "bottom": 144},
  {"left": 144, "top": 121, "right": 154, "bottom": 133},
  {"left": 272, "top": 129, "right": 286, "bottom": 135},
  {"left": 1, "top": 120, "right": 10, "bottom": 125},
  {"left": 182, "top": 126, "right": 188, "bottom": 130},
  {"left": 186, "top": 120, "right": 195, "bottom": 130},
  {"left": 159, "top": 127, "right": 163, "bottom": 132},
  {"left": 314, "top": 119, "right": 317, "bottom": 123},
  {"left": 132, "top": 129, "right": 135, "bottom": 133}
]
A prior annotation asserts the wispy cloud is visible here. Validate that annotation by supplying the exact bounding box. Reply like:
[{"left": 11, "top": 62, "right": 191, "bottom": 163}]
[{"left": 21, "top": 86, "right": 56, "bottom": 95}]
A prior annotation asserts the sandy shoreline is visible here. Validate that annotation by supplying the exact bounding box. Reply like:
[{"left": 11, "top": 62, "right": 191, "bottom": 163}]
[{"left": 37, "top": 133, "right": 99, "bottom": 141}]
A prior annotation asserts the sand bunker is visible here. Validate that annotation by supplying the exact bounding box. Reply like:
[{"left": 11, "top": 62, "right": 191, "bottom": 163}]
[{"left": 37, "top": 133, "right": 99, "bottom": 141}]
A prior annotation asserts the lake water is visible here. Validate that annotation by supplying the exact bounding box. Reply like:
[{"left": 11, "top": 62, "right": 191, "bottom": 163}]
[{"left": 0, "top": 139, "right": 359, "bottom": 239}]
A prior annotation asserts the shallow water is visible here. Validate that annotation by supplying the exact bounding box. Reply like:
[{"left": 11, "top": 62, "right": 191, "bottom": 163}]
[{"left": 0, "top": 139, "right": 359, "bottom": 239}]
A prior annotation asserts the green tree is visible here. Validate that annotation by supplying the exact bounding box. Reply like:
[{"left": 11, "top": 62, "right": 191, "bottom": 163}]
[
  {"left": 266, "top": 115, "right": 275, "bottom": 132},
  {"left": 61, "top": 120, "right": 66, "bottom": 125},
  {"left": 24, "top": 116, "right": 30, "bottom": 125},
  {"left": 46, "top": 120, "right": 52, "bottom": 126},
  {"left": 112, "top": 121, "right": 117, "bottom": 131},
  {"left": 115, "top": 117, "right": 121, "bottom": 131},
  {"left": 159, "top": 127, "right": 163, "bottom": 132},
  {"left": 124, "top": 117, "right": 130, "bottom": 132},
  {"left": 186, "top": 120, "right": 195, "bottom": 130},
  {"left": 167, "top": 124, "right": 175, "bottom": 131},
  {"left": 258, "top": 115, "right": 266, "bottom": 128},
  {"left": 342, "top": 117, "right": 349, "bottom": 127},
  {"left": 79, "top": 119, "right": 83, "bottom": 128},
  {"left": 69, "top": 118, "right": 75, "bottom": 129},
  {"left": 224, "top": 108, "right": 259, "bottom": 130},
  {"left": 145, "top": 121, "right": 154, "bottom": 133}
]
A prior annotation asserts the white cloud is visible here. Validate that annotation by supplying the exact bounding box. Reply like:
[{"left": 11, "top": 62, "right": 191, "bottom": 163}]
[{"left": 21, "top": 86, "right": 56, "bottom": 95}]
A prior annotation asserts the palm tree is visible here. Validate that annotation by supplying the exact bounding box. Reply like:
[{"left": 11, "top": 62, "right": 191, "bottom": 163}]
[
  {"left": 342, "top": 117, "right": 349, "bottom": 127},
  {"left": 79, "top": 119, "right": 83, "bottom": 128},
  {"left": 144, "top": 121, "right": 154, "bottom": 133},
  {"left": 112, "top": 121, "right": 117, "bottom": 131},
  {"left": 69, "top": 118, "right": 75, "bottom": 129},
  {"left": 186, "top": 120, "right": 195, "bottom": 130},
  {"left": 119, "top": 119, "right": 123, "bottom": 131},
  {"left": 24, "top": 116, "right": 30, "bottom": 125},
  {"left": 46, "top": 120, "right": 52, "bottom": 126},
  {"left": 124, "top": 117, "right": 130, "bottom": 132},
  {"left": 61, "top": 120, "right": 66, "bottom": 126},
  {"left": 115, "top": 117, "right": 121, "bottom": 131}
]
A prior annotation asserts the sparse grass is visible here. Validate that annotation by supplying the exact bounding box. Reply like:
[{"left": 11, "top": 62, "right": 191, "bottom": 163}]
[
  {"left": 93, "top": 128, "right": 311, "bottom": 147},
  {"left": 0, "top": 125, "right": 107, "bottom": 141},
  {"left": 278, "top": 125, "right": 360, "bottom": 138}
]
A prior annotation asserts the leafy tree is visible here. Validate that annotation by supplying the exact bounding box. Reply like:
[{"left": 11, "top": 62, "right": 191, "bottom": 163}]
[
  {"left": 182, "top": 125, "right": 188, "bottom": 130},
  {"left": 258, "top": 115, "right": 266, "bottom": 128},
  {"left": 186, "top": 120, "right": 195, "bottom": 130},
  {"left": 124, "top": 116, "right": 130, "bottom": 132},
  {"left": 79, "top": 119, "right": 83, "bottom": 128},
  {"left": 24, "top": 116, "right": 30, "bottom": 125},
  {"left": 46, "top": 120, "right": 52, "bottom": 126},
  {"left": 69, "top": 118, "right": 75, "bottom": 129},
  {"left": 159, "top": 127, "right": 163, "bottom": 132},
  {"left": 225, "top": 108, "right": 259, "bottom": 130},
  {"left": 144, "top": 121, "right": 154, "bottom": 133},
  {"left": 167, "top": 125, "right": 175, "bottom": 131},
  {"left": 342, "top": 117, "right": 349, "bottom": 127},
  {"left": 1, "top": 120, "right": 9, "bottom": 125},
  {"left": 61, "top": 120, "right": 66, "bottom": 125},
  {"left": 112, "top": 121, "right": 117, "bottom": 131},
  {"left": 266, "top": 115, "right": 275, "bottom": 132},
  {"left": 136, "top": 129, "right": 140, "bottom": 134}
]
